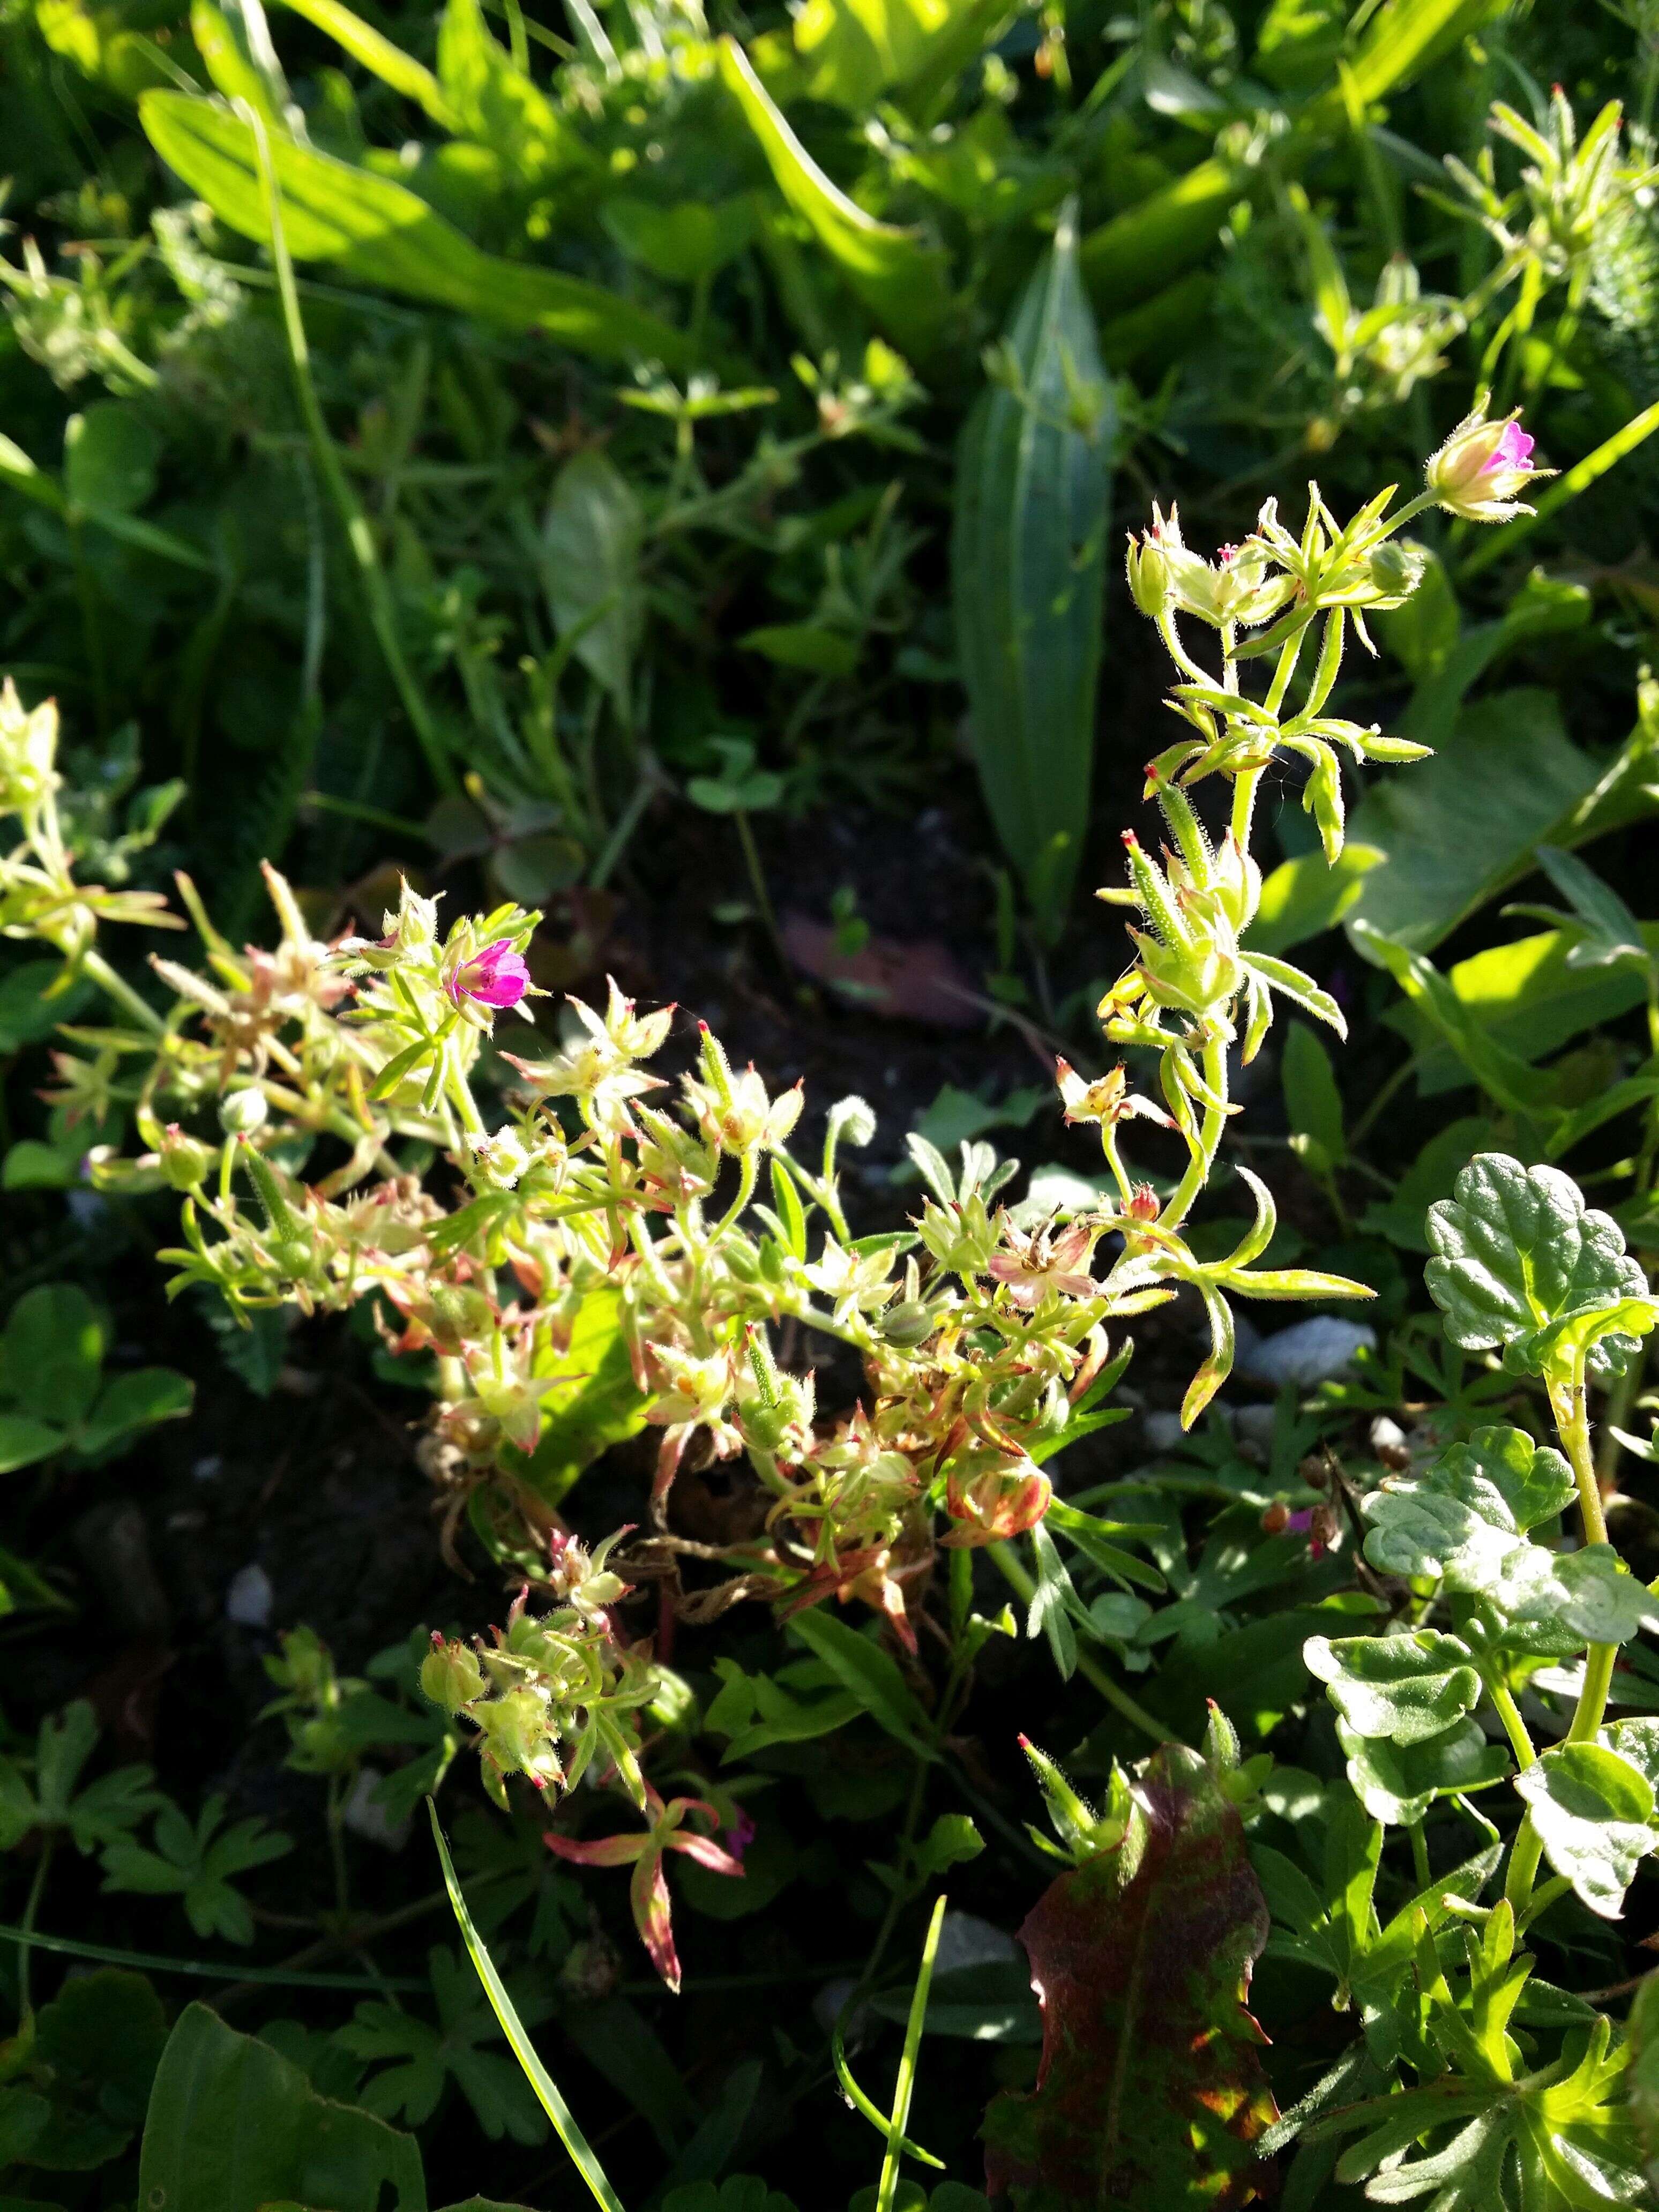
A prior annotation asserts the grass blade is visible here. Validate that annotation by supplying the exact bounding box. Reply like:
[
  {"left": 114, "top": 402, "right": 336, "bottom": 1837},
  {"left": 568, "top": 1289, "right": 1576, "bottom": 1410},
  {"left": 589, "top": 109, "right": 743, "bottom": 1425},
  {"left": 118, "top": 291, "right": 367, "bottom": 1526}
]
[
  {"left": 876, "top": 1893, "right": 947, "bottom": 2212},
  {"left": 428, "top": 1799, "right": 628, "bottom": 2212}
]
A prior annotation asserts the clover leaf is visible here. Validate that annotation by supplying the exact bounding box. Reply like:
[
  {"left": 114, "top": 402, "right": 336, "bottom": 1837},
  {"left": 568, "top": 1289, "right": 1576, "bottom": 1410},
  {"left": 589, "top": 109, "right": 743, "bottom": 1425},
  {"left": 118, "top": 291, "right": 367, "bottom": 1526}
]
[
  {"left": 1425, "top": 1154, "right": 1651, "bottom": 1381},
  {"left": 1304, "top": 1631, "right": 1482, "bottom": 1745},
  {"left": 1335, "top": 1717, "right": 1511, "bottom": 1827},
  {"left": 101, "top": 1793, "right": 292, "bottom": 1945},
  {"left": 1513, "top": 1742, "right": 1658, "bottom": 1918}
]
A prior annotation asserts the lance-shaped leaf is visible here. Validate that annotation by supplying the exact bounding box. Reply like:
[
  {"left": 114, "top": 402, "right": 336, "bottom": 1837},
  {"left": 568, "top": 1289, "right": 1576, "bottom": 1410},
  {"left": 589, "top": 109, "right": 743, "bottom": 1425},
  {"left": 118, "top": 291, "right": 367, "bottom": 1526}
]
[
  {"left": 1513, "top": 1742, "right": 1658, "bottom": 1919},
  {"left": 1425, "top": 1153, "right": 1650, "bottom": 1381},
  {"left": 983, "top": 1742, "right": 1277, "bottom": 2208},
  {"left": 1334, "top": 1717, "right": 1510, "bottom": 1828},
  {"left": 718, "top": 38, "right": 952, "bottom": 363},
  {"left": 1304, "top": 1631, "right": 1482, "bottom": 1746},
  {"left": 139, "top": 93, "right": 692, "bottom": 368}
]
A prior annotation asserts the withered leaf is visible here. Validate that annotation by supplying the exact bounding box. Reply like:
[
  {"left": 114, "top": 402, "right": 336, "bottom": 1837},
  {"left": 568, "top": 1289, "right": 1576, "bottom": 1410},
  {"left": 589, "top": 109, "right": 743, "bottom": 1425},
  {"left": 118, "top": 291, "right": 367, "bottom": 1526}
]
[{"left": 983, "top": 1743, "right": 1278, "bottom": 2208}]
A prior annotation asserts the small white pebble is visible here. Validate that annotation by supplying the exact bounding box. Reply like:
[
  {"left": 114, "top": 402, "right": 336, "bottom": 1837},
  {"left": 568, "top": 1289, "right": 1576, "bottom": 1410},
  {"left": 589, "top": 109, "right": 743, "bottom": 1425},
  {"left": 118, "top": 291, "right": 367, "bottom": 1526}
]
[
  {"left": 225, "top": 1562, "right": 273, "bottom": 1628},
  {"left": 1240, "top": 1317, "right": 1376, "bottom": 1388}
]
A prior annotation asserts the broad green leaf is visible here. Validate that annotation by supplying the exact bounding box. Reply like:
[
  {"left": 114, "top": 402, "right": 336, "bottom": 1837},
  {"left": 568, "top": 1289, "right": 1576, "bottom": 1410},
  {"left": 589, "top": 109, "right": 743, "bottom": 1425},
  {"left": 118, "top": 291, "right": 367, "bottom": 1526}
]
[
  {"left": 791, "top": 0, "right": 1010, "bottom": 110},
  {"left": 74, "top": 1366, "right": 194, "bottom": 1459},
  {"left": 952, "top": 197, "right": 1112, "bottom": 940},
  {"left": 1353, "top": 924, "right": 1559, "bottom": 1117},
  {"left": 1513, "top": 1743, "right": 1658, "bottom": 1919},
  {"left": 1303, "top": 1631, "right": 1481, "bottom": 1746},
  {"left": 718, "top": 38, "right": 952, "bottom": 363},
  {"left": 63, "top": 403, "right": 160, "bottom": 515},
  {"left": 1394, "top": 570, "right": 1593, "bottom": 753},
  {"left": 1359, "top": 1117, "right": 1494, "bottom": 1254},
  {"left": 1364, "top": 1432, "right": 1659, "bottom": 1645},
  {"left": 1387, "top": 926, "right": 1658, "bottom": 1100},
  {"left": 2, "top": 1283, "right": 106, "bottom": 1428},
  {"left": 540, "top": 450, "right": 643, "bottom": 718},
  {"left": 982, "top": 1743, "right": 1277, "bottom": 2202},
  {"left": 1335, "top": 1717, "right": 1509, "bottom": 1828},
  {"left": 784, "top": 1608, "right": 938, "bottom": 1758},
  {"left": 29, "top": 1969, "right": 167, "bottom": 2172},
  {"left": 137, "top": 2004, "right": 425, "bottom": 2211},
  {"left": 139, "top": 93, "right": 693, "bottom": 367},
  {"left": 499, "top": 1287, "right": 650, "bottom": 1510},
  {"left": 437, "top": 0, "right": 593, "bottom": 188},
  {"left": 1363, "top": 1425, "right": 1574, "bottom": 1579},
  {"left": 1532, "top": 844, "right": 1650, "bottom": 970},
  {"left": 0, "top": 1414, "right": 66, "bottom": 1474},
  {"left": 273, "top": 0, "right": 453, "bottom": 121},
  {"left": 1080, "top": 0, "right": 1492, "bottom": 310},
  {"left": 1425, "top": 1152, "right": 1649, "bottom": 1381},
  {"left": 1247, "top": 843, "right": 1382, "bottom": 958},
  {"left": 1348, "top": 687, "right": 1659, "bottom": 953},
  {"left": 705, "top": 1657, "right": 863, "bottom": 1759},
  {"left": 740, "top": 622, "right": 858, "bottom": 677},
  {"left": 1282, "top": 1022, "right": 1345, "bottom": 1173}
]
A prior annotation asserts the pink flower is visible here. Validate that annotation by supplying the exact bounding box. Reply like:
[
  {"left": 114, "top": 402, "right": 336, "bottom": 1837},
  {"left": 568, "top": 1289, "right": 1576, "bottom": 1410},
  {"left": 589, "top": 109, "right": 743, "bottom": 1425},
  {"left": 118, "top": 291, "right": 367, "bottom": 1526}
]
[
  {"left": 1285, "top": 1507, "right": 1329, "bottom": 1561},
  {"left": 447, "top": 939, "right": 530, "bottom": 1010},
  {"left": 724, "top": 1808, "right": 757, "bottom": 1863},
  {"left": 1487, "top": 420, "right": 1535, "bottom": 474},
  {"left": 987, "top": 1217, "right": 1099, "bottom": 1310}
]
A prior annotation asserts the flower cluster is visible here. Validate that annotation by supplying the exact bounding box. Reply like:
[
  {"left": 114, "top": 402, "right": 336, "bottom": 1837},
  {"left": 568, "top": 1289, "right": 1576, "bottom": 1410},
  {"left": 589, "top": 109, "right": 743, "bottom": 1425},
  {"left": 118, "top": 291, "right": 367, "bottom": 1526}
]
[{"left": 0, "top": 430, "right": 1515, "bottom": 1982}]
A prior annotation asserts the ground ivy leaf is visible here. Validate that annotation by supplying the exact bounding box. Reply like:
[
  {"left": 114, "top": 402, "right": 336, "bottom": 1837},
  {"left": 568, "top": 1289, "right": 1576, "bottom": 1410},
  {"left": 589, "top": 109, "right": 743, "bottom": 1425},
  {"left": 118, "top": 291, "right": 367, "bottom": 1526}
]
[
  {"left": 1513, "top": 1743, "right": 1658, "bottom": 1919},
  {"left": 1363, "top": 1425, "right": 1659, "bottom": 1644},
  {"left": 1335, "top": 1718, "right": 1510, "bottom": 1828},
  {"left": 1304, "top": 1631, "right": 1481, "bottom": 1746},
  {"left": 983, "top": 1743, "right": 1277, "bottom": 2209},
  {"left": 1363, "top": 1424, "right": 1573, "bottom": 1586},
  {"left": 1425, "top": 1154, "right": 1649, "bottom": 1381}
]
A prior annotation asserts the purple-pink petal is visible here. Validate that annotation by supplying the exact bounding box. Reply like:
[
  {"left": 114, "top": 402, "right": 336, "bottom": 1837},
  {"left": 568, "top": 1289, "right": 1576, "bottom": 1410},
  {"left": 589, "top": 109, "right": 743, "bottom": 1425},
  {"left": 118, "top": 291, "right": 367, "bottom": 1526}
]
[
  {"left": 450, "top": 939, "right": 531, "bottom": 1008},
  {"left": 1488, "top": 421, "right": 1535, "bottom": 474}
]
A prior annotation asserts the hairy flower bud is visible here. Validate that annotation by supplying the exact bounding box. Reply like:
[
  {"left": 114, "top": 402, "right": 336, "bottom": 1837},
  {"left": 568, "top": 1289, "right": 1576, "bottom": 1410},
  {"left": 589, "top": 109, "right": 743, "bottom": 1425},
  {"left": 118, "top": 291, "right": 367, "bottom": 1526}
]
[
  {"left": 159, "top": 1123, "right": 216, "bottom": 1192},
  {"left": 421, "top": 1635, "right": 485, "bottom": 1713},
  {"left": 1426, "top": 408, "right": 1548, "bottom": 522}
]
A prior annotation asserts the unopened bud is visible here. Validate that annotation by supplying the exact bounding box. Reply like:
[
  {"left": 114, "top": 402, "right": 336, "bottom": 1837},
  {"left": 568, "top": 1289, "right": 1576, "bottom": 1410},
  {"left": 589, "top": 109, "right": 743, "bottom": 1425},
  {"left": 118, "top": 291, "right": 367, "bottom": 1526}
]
[
  {"left": 421, "top": 1636, "right": 485, "bottom": 1713},
  {"left": 219, "top": 1086, "right": 268, "bottom": 1135},
  {"left": 1261, "top": 1500, "right": 1290, "bottom": 1535},
  {"left": 158, "top": 1123, "right": 216, "bottom": 1192}
]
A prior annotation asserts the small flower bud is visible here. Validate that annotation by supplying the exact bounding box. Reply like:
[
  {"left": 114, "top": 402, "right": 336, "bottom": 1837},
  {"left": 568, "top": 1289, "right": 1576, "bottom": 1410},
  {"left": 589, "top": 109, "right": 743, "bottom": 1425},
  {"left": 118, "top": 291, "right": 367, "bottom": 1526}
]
[
  {"left": 1425, "top": 408, "right": 1548, "bottom": 522},
  {"left": 1260, "top": 1500, "right": 1290, "bottom": 1535},
  {"left": 219, "top": 1086, "right": 268, "bottom": 1135},
  {"left": 421, "top": 1636, "right": 485, "bottom": 1713},
  {"left": 158, "top": 1123, "right": 216, "bottom": 1192}
]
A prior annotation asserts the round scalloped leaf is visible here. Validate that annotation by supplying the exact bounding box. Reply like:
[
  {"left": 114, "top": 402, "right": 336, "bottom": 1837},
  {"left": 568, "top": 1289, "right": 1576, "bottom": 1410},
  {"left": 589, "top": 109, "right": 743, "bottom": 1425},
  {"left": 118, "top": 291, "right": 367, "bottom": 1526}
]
[
  {"left": 1513, "top": 1743, "right": 1658, "bottom": 1919},
  {"left": 1304, "top": 1630, "right": 1481, "bottom": 1746},
  {"left": 1425, "top": 1154, "right": 1648, "bottom": 1381},
  {"left": 1335, "top": 1717, "right": 1510, "bottom": 1827},
  {"left": 1363, "top": 1424, "right": 1573, "bottom": 1589}
]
